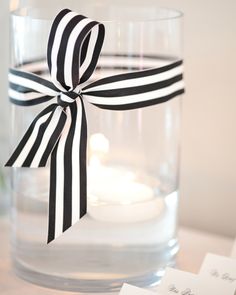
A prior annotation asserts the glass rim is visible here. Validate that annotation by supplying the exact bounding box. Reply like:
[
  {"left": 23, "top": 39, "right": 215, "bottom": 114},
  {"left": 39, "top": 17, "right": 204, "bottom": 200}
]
[
  {"left": 103, "top": 7, "right": 184, "bottom": 23},
  {"left": 11, "top": 6, "right": 184, "bottom": 24}
]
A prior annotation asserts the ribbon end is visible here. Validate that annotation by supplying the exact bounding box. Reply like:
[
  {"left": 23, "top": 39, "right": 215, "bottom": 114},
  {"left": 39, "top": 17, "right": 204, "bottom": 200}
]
[
  {"left": 80, "top": 209, "right": 87, "bottom": 219},
  {"left": 47, "top": 235, "right": 54, "bottom": 244},
  {"left": 5, "top": 161, "right": 18, "bottom": 167},
  {"left": 5, "top": 157, "right": 15, "bottom": 167},
  {"left": 46, "top": 225, "right": 71, "bottom": 244},
  {"left": 47, "top": 214, "right": 88, "bottom": 244}
]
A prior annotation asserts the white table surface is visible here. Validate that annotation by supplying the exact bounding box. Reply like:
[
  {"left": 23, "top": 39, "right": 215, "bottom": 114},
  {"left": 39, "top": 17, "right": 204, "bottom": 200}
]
[{"left": 0, "top": 217, "right": 234, "bottom": 295}]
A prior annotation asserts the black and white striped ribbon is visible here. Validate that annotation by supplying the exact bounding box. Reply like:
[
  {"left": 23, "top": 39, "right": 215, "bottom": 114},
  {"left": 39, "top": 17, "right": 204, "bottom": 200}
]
[{"left": 6, "top": 9, "right": 185, "bottom": 243}]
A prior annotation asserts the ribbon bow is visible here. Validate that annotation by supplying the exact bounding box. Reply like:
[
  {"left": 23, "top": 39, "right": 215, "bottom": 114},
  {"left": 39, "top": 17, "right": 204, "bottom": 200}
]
[{"left": 6, "top": 9, "right": 185, "bottom": 243}]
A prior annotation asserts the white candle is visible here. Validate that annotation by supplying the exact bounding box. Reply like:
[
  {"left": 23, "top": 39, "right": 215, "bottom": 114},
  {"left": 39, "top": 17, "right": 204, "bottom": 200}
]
[
  {"left": 86, "top": 133, "right": 165, "bottom": 223},
  {"left": 87, "top": 163, "right": 164, "bottom": 223}
]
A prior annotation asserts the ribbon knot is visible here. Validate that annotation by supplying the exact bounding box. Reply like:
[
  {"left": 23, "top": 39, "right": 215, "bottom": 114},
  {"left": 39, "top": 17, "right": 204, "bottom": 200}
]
[
  {"left": 6, "top": 8, "right": 185, "bottom": 244},
  {"left": 58, "top": 91, "right": 81, "bottom": 108}
]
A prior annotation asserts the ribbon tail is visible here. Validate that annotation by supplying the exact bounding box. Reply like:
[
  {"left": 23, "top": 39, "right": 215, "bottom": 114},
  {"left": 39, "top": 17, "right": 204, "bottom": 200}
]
[
  {"left": 47, "top": 98, "right": 87, "bottom": 243},
  {"left": 5, "top": 104, "right": 67, "bottom": 168}
]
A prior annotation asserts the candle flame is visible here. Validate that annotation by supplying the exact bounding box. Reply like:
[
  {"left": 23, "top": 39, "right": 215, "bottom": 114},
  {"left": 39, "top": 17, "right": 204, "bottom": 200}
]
[{"left": 10, "top": 0, "right": 20, "bottom": 12}]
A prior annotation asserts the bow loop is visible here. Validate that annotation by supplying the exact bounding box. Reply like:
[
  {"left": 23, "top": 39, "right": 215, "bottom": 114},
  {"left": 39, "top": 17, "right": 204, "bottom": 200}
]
[{"left": 47, "top": 9, "right": 105, "bottom": 91}]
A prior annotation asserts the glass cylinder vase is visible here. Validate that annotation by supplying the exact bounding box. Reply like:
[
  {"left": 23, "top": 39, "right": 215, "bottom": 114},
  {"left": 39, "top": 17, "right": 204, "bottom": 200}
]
[{"left": 9, "top": 1, "right": 183, "bottom": 292}]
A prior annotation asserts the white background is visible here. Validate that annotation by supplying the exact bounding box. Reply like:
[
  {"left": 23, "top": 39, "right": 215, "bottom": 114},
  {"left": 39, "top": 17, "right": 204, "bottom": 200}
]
[{"left": 0, "top": 0, "right": 235, "bottom": 237}]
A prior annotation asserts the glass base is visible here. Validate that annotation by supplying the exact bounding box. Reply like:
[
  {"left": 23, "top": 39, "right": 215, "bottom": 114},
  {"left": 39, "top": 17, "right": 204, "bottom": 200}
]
[
  {"left": 11, "top": 187, "right": 179, "bottom": 293},
  {"left": 12, "top": 241, "right": 178, "bottom": 293}
]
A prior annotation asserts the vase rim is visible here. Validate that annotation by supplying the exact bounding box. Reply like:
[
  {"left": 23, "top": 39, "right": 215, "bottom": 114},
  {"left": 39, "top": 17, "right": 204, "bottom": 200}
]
[{"left": 11, "top": 6, "right": 184, "bottom": 24}]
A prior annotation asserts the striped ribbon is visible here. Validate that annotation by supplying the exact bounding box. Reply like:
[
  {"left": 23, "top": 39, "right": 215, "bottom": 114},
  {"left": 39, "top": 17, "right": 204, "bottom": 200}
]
[{"left": 6, "top": 9, "right": 185, "bottom": 243}]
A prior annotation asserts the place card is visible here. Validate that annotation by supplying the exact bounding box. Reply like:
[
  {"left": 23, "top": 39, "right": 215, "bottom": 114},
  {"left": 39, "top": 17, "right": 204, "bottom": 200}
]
[
  {"left": 119, "top": 283, "right": 160, "bottom": 295},
  {"left": 158, "top": 268, "right": 201, "bottom": 295},
  {"left": 158, "top": 267, "right": 235, "bottom": 295},
  {"left": 199, "top": 253, "right": 236, "bottom": 287}
]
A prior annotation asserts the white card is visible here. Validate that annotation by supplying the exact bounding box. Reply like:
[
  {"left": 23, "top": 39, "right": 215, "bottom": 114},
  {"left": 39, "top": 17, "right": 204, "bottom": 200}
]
[
  {"left": 199, "top": 253, "right": 236, "bottom": 287},
  {"left": 119, "top": 283, "right": 160, "bottom": 295},
  {"left": 158, "top": 267, "right": 235, "bottom": 295},
  {"left": 231, "top": 239, "right": 236, "bottom": 259}
]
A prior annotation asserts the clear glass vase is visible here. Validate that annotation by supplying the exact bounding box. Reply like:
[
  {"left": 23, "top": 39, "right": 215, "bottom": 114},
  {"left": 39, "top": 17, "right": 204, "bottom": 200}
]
[{"left": 9, "top": 1, "right": 183, "bottom": 292}]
